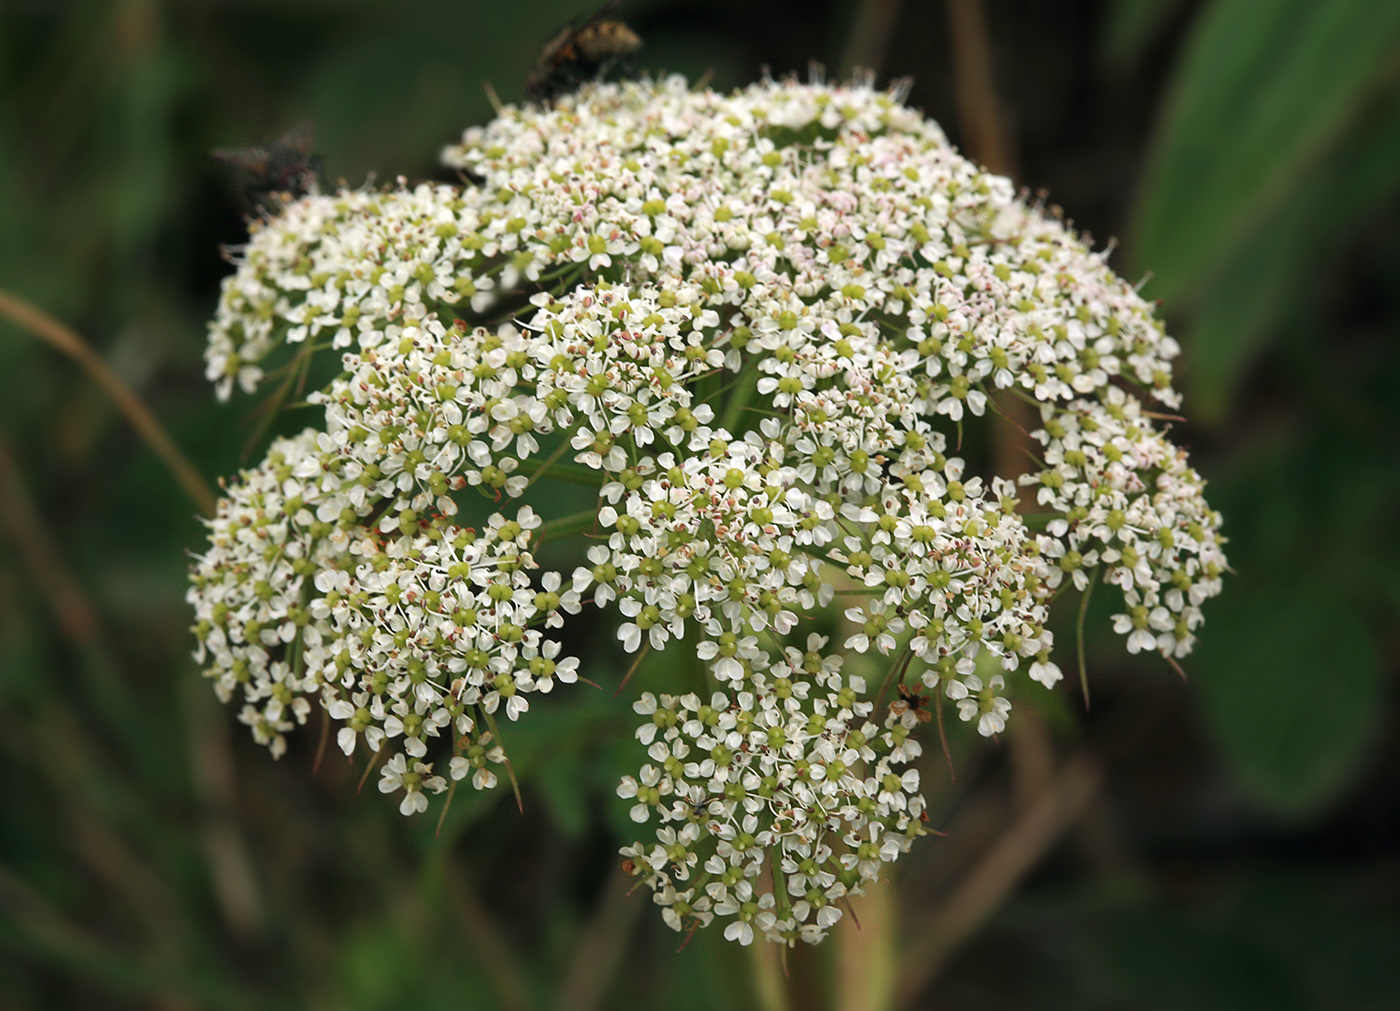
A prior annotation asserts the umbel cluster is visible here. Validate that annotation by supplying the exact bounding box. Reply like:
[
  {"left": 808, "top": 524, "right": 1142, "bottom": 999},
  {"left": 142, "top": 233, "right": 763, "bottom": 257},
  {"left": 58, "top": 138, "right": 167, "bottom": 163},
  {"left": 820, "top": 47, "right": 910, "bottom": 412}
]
[{"left": 190, "top": 73, "right": 1226, "bottom": 947}]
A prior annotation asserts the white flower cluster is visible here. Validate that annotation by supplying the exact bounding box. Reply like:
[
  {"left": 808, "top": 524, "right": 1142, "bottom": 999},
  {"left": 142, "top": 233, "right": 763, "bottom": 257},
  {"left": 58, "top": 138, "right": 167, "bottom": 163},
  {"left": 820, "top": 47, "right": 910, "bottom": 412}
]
[
  {"left": 619, "top": 637, "right": 924, "bottom": 946},
  {"left": 187, "top": 425, "right": 576, "bottom": 814},
  {"left": 190, "top": 73, "right": 1225, "bottom": 944}
]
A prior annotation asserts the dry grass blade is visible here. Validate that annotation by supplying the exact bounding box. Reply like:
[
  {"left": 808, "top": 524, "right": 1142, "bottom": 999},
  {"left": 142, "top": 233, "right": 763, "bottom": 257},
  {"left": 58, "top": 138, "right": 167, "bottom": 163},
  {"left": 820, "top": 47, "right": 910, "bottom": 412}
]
[
  {"left": 840, "top": 0, "right": 903, "bottom": 77},
  {"left": 947, "top": 0, "right": 1012, "bottom": 175},
  {"left": 0, "top": 288, "right": 217, "bottom": 516},
  {"left": 443, "top": 861, "right": 531, "bottom": 1011},
  {"left": 897, "top": 753, "right": 1103, "bottom": 1003},
  {"left": 555, "top": 861, "right": 645, "bottom": 1011},
  {"left": 0, "top": 436, "right": 100, "bottom": 643}
]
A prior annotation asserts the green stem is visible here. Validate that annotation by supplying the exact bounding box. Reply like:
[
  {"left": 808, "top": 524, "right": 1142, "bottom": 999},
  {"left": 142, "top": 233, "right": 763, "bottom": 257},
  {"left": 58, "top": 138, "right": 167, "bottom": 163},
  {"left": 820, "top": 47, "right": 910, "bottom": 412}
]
[
  {"left": 1018, "top": 511, "right": 1062, "bottom": 531},
  {"left": 537, "top": 508, "right": 598, "bottom": 543},
  {"left": 514, "top": 455, "right": 605, "bottom": 488},
  {"left": 435, "top": 778, "right": 459, "bottom": 837},
  {"left": 934, "top": 686, "right": 954, "bottom": 781},
  {"left": 873, "top": 645, "right": 914, "bottom": 713},
  {"left": 716, "top": 361, "right": 762, "bottom": 436},
  {"left": 520, "top": 433, "right": 580, "bottom": 493},
  {"left": 480, "top": 709, "right": 524, "bottom": 814},
  {"left": 1076, "top": 566, "right": 1099, "bottom": 710},
  {"left": 768, "top": 845, "right": 790, "bottom": 919},
  {"left": 614, "top": 641, "right": 651, "bottom": 697}
]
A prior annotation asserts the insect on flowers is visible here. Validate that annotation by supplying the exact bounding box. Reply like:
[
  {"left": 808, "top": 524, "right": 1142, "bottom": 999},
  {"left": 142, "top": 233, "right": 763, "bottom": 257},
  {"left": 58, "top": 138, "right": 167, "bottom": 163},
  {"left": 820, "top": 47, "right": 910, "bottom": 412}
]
[{"left": 525, "top": 1, "right": 642, "bottom": 102}]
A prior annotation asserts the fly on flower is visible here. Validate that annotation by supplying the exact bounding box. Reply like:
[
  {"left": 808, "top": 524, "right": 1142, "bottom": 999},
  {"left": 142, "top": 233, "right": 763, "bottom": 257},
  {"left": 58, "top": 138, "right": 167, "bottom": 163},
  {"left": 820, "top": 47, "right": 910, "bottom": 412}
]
[
  {"left": 689, "top": 793, "right": 726, "bottom": 823},
  {"left": 525, "top": 1, "right": 642, "bottom": 102},
  {"left": 891, "top": 683, "right": 934, "bottom": 724},
  {"left": 212, "top": 120, "right": 324, "bottom": 209}
]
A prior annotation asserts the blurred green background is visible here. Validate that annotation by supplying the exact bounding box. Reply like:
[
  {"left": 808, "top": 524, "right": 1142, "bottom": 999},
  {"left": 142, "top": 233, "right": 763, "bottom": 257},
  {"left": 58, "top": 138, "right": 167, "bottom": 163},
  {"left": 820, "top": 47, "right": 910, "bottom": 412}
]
[{"left": 2, "top": 0, "right": 1397, "bottom": 1007}]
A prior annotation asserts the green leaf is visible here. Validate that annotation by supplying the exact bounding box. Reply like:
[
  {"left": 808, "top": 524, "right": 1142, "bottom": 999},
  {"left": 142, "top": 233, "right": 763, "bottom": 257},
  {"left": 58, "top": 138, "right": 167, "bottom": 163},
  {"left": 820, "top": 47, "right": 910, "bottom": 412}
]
[
  {"left": 1190, "top": 574, "right": 1379, "bottom": 814},
  {"left": 1081, "top": 876, "right": 1400, "bottom": 1010},
  {"left": 1099, "top": 0, "right": 1190, "bottom": 70},
  {"left": 1182, "top": 86, "right": 1400, "bottom": 421},
  {"left": 1131, "top": 0, "right": 1400, "bottom": 304},
  {"left": 1179, "top": 204, "right": 1306, "bottom": 423},
  {"left": 1091, "top": 906, "right": 1311, "bottom": 1011},
  {"left": 535, "top": 749, "right": 590, "bottom": 838},
  {"left": 1240, "top": 877, "right": 1400, "bottom": 1010}
]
